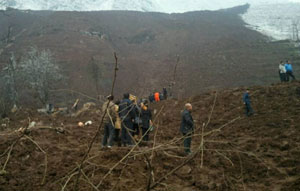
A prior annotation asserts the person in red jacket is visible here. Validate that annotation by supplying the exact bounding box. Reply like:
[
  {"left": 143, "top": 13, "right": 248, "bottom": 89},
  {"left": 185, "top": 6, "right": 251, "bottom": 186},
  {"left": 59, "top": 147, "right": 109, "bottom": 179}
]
[{"left": 154, "top": 92, "right": 160, "bottom": 102}]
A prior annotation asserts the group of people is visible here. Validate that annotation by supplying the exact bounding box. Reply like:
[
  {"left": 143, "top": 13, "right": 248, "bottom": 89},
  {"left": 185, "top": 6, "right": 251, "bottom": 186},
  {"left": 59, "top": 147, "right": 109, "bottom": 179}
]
[
  {"left": 101, "top": 93, "right": 153, "bottom": 148},
  {"left": 149, "top": 87, "right": 168, "bottom": 102},
  {"left": 279, "top": 60, "right": 296, "bottom": 82},
  {"left": 100, "top": 60, "right": 297, "bottom": 154}
]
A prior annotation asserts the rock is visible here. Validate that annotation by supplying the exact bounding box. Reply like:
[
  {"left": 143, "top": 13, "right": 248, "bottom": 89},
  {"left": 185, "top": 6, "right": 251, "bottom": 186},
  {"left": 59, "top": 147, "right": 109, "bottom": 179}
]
[
  {"left": 85, "top": 120, "right": 92, "bottom": 126},
  {"left": 28, "top": 121, "right": 36, "bottom": 128},
  {"left": 280, "top": 141, "right": 290, "bottom": 151},
  {"left": 178, "top": 165, "right": 192, "bottom": 175}
]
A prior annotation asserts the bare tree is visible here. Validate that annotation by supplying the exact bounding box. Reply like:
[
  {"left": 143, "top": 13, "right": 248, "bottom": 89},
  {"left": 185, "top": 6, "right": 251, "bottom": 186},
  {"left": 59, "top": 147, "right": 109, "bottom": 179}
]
[
  {"left": 20, "top": 47, "right": 64, "bottom": 105},
  {"left": 0, "top": 52, "right": 18, "bottom": 110},
  {"left": 292, "top": 19, "right": 300, "bottom": 42},
  {"left": 88, "top": 56, "right": 102, "bottom": 95}
]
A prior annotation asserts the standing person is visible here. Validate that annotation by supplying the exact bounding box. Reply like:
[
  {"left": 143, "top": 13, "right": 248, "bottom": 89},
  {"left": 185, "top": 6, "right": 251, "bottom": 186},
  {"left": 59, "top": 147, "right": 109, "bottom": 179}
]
[
  {"left": 101, "top": 95, "right": 117, "bottom": 148},
  {"left": 119, "top": 93, "right": 135, "bottom": 146},
  {"left": 114, "top": 100, "right": 122, "bottom": 147},
  {"left": 140, "top": 101, "right": 152, "bottom": 143},
  {"left": 285, "top": 60, "right": 296, "bottom": 81},
  {"left": 163, "top": 87, "right": 168, "bottom": 100},
  {"left": 133, "top": 100, "right": 142, "bottom": 141},
  {"left": 154, "top": 92, "right": 160, "bottom": 102},
  {"left": 149, "top": 93, "right": 155, "bottom": 103},
  {"left": 279, "top": 61, "right": 287, "bottom": 82},
  {"left": 243, "top": 90, "right": 254, "bottom": 117},
  {"left": 180, "top": 103, "right": 194, "bottom": 155}
]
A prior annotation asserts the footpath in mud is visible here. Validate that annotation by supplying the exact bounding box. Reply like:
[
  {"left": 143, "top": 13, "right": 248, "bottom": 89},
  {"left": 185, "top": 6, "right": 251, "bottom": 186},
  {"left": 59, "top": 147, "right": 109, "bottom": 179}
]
[{"left": 0, "top": 82, "right": 300, "bottom": 191}]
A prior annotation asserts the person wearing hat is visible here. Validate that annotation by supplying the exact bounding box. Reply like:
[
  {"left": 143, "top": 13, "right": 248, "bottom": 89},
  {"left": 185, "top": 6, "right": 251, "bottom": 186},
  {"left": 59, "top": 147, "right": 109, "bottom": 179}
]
[{"left": 101, "top": 95, "right": 117, "bottom": 148}]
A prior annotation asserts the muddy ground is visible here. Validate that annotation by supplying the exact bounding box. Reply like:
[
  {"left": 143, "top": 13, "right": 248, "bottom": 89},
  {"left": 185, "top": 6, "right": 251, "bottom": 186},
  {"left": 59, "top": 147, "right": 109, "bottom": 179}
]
[{"left": 0, "top": 82, "right": 300, "bottom": 191}]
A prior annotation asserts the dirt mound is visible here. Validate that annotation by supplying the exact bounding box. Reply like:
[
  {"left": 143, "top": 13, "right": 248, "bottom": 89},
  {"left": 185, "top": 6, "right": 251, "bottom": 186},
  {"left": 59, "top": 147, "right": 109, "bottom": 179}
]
[{"left": 0, "top": 82, "right": 300, "bottom": 191}]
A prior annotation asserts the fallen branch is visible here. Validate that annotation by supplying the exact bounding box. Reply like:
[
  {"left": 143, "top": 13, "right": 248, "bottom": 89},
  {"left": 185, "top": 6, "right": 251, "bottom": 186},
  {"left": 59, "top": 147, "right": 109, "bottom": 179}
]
[{"left": 24, "top": 135, "right": 48, "bottom": 185}]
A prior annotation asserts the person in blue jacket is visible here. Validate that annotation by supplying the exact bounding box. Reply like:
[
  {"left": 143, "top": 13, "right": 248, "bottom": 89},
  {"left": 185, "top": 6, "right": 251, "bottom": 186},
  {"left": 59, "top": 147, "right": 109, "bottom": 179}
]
[
  {"left": 285, "top": 60, "right": 296, "bottom": 82},
  {"left": 180, "top": 103, "right": 194, "bottom": 155},
  {"left": 243, "top": 90, "right": 254, "bottom": 116}
]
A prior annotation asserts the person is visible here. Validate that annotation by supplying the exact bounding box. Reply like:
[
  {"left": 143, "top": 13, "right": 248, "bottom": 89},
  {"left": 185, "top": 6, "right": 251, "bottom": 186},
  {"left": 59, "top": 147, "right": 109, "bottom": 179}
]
[
  {"left": 154, "top": 92, "right": 160, "bottom": 102},
  {"left": 101, "top": 95, "right": 117, "bottom": 148},
  {"left": 132, "top": 99, "right": 142, "bottom": 141},
  {"left": 243, "top": 90, "right": 254, "bottom": 117},
  {"left": 279, "top": 61, "right": 287, "bottom": 82},
  {"left": 285, "top": 60, "right": 296, "bottom": 82},
  {"left": 180, "top": 103, "right": 194, "bottom": 155},
  {"left": 140, "top": 101, "right": 153, "bottom": 142},
  {"left": 114, "top": 100, "right": 122, "bottom": 147},
  {"left": 163, "top": 87, "right": 168, "bottom": 100},
  {"left": 149, "top": 93, "right": 155, "bottom": 103},
  {"left": 119, "top": 93, "right": 135, "bottom": 146}
]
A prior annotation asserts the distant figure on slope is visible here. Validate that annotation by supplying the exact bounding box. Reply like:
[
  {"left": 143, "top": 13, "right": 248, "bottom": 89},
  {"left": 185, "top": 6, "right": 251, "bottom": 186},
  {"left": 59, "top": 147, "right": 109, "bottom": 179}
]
[
  {"left": 180, "top": 103, "right": 194, "bottom": 155},
  {"left": 140, "top": 101, "right": 153, "bottom": 143},
  {"left": 149, "top": 93, "right": 155, "bottom": 103},
  {"left": 243, "top": 90, "right": 254, "bottom": 117},
  {"left": 101, "top": 95, "right": 117, "bottom": 148},
  {"left": 285, "top": 60, "right": 296, "bottom": 82},
  {"left": 119, "top": 93, "right": 135, "bottom": 147},
  {"left": 163, "top": 87, "right": 168, "bottom": 100},
  {"left": 154, "top": 92, "right": 160, "bottom": 102},
  {"left": 279, "top": 61, "right": 287, "bottom": 82}
]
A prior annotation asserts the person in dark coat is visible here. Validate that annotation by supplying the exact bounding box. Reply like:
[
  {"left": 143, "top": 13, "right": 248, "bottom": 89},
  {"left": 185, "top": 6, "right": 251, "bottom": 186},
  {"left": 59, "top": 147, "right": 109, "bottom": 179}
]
[
  {"left": 243, "top": 90, "right": 254, "bottom": 116},
  {"left": 163, "top": 87, "right": 168, "bottom": 100},
  {"left": 133, "top": 102, "right": 142, "bottom": 141},
  {"left": 140, "top": 101, "right": 152, "bottom": 142},
  {"left": 149, "top": 93, "right": 155, "bottom": 103},
  {"left": 180, "top": 103, "right": 194, "bottom": 155},
  {"left": 119, "top": 93, "right": 135, "bottom": 146}
]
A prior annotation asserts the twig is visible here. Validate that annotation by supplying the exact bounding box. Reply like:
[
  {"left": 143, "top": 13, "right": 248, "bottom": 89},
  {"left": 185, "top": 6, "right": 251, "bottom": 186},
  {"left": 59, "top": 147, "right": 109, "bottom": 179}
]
[
  {"left": 237, "top": 152, "right": 246, "bottom": 191},
  {"left": 61, "top": 172, "right": 78, "bottom": 191},
  {"left": 110, "top": 158, "right": 129, "bottom": 191},
  {"left": 24, "top": 135, "right": 48, "bottom": 185},
  {"left": 80, "top": 168, "right": 100, "bottom": 191}
]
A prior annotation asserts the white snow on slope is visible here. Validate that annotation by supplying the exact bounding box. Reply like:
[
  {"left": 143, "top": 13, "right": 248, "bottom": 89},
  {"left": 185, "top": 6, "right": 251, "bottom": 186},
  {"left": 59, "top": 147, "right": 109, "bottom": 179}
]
[{"left": 1, "top": 0, "right": 300, "bottom": 40}]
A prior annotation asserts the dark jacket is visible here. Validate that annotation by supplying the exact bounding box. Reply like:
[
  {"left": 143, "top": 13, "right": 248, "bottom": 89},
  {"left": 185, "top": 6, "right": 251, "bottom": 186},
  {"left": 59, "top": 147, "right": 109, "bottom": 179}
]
[
  {"left": 243, "top": 93, "right": 251, "bottom": 104},
  {"left": 119, "top": 98, "right": 135, "bottom": 121},
  {"left": 180, "top": 109, "right": 194, "bottom": 134},
  {"left": 141, "top": 108, "right": 152, "bottom": 129}
]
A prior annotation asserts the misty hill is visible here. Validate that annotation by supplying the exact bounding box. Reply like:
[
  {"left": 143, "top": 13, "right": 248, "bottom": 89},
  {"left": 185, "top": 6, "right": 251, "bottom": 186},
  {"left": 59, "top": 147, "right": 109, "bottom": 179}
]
[{"left": 0, "top": 6, "right": 298, "bottom": 105}]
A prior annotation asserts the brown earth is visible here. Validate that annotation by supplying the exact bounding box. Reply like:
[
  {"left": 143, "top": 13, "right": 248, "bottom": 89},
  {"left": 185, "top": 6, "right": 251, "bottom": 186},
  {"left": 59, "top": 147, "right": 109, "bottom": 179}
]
[
  {"left": 0, "top": 5, "right": 299, "bottom": 107},
  {"left": 0, "top": 81, "right": 299, "bottom": 191}
]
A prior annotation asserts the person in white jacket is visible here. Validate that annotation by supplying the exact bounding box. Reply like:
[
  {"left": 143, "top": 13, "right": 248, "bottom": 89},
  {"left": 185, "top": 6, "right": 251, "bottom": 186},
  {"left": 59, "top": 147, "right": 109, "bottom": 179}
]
[{"left": 279, "top": 61, "right": 287, "bottom": 82}]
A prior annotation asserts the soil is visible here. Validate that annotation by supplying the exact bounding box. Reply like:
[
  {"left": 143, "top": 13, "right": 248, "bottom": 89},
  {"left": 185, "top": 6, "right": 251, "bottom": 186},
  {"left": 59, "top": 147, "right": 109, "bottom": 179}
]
[{"left": 0, "top": 81, "right": 300, "bottom": 191}]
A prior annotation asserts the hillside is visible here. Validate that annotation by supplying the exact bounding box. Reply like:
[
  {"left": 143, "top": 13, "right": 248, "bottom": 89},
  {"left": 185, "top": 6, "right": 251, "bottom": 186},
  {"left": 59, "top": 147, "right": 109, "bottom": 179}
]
[
  {"left": 0, "top": 7, "right": 299, "bottom": 107},
  {"left": 0, "top": 82, "right": 299, "bottom": 190}
]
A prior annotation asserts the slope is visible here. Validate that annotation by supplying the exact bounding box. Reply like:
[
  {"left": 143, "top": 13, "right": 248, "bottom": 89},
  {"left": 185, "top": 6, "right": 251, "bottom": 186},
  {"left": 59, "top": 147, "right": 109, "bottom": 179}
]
[
  {"left": 0, "top": 7, "right": 298, "bottom": 107},
  {"left": 0, "top": 82, "right": 299, "bottom": 190}
]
